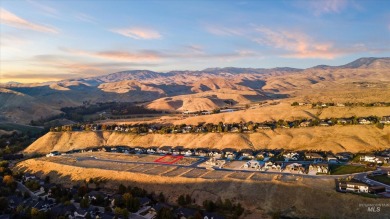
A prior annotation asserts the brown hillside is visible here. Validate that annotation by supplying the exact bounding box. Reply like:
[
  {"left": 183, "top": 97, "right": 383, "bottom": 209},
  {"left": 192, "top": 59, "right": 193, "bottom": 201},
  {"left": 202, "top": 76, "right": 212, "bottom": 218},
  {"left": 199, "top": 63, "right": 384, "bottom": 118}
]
[{"left": 24, "top": 125, "right": 390, "bottom": 154}]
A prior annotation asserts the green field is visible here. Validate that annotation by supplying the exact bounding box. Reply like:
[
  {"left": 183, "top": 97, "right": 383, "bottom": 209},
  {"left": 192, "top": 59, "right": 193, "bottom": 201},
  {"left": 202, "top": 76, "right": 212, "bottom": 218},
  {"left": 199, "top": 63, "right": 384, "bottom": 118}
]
[
  {"left": 368, "top": 175, "right": 390, "bottom": 186},
  {"left": 330, "top": 165, "right": 375, "bottom": 175}
]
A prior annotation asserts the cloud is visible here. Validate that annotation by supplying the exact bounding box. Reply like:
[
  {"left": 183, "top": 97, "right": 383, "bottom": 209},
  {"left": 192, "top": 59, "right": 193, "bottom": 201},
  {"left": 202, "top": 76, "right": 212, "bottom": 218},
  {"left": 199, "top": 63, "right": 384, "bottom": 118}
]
[
  {"left": 205, "top": 25, "right": 244, "bottom": 36},
  {"left": 74, "top": 13, "right": 96, "bottom": 24},
  {"left": 27, "top": 0, "right": 59, "bottom": 18},
  {"left": 0, "top": 8, "right": 58, "bottom": 33},
  {"left": 253, "top": 27, "right": 338, "bottom": 59},
  {"left": 307, "top": 0, "right": 348, "bottom": 16},
  {"left": 60, "top": 47, "right": 162, "bottom": 62},
  {"left": 111, "top": 27, "right": 162, "bottom": 39}
]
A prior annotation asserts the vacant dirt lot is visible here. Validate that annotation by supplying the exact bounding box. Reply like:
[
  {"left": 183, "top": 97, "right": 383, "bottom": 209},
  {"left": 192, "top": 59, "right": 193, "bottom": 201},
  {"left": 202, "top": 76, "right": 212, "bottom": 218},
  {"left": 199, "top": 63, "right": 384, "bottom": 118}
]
[{"left": 15, "top": 158, "right": 390, "bottom": 219}]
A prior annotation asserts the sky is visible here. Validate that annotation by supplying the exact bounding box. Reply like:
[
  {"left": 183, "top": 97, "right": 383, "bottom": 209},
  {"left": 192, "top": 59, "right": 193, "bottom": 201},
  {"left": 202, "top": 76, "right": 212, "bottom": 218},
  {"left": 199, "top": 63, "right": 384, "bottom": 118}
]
[{"left": 1, "top": 0, "right": 390, "bottom": 83}]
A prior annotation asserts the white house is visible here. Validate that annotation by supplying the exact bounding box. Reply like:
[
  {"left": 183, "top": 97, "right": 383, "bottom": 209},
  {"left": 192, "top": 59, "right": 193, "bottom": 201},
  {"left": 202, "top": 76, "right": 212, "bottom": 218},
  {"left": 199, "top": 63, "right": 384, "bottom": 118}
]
[
  {"left": 359, "top": 118, "right": 372, "bottom": 125},
  {"left": 338, "top": 181, "right": 369, "bottom": 193},
  {"left": 326, "top": 155, "right": 338, "bottom": 163},
  {"left": 243, "top": 160, "right": 261, "bottom": 169}
]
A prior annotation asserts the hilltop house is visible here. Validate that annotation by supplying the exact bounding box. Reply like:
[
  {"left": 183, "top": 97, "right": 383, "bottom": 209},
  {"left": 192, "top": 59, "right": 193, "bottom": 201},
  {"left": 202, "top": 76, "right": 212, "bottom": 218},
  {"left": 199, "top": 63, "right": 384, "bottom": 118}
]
[
  {"left": 338, "top": 180, "right": 369, "bottom": 193},
  {"left": 208, "top": 149, "right": 223, "bottom": 159},
  {"left": 240, "top": 149, "right": 255, "bottom": 160},
  {"left": 243, "top": 160, "right": 261, "bottom": 170},
  {"left": 283, "top": 152, "right": 299, "bottom": 161},
  {"left": 157, "top": 146, "right": 172, "bottom": 155},
  {"left": 380, "top": 116, "right": 390, "bottom": 124},
  {"left": 147, "top": 146, "right": 158, "bottom": 154},
  {"left": 300, "top": 121, "right": 311, "bottom": 127},
  {"left": 335, "top": 152, "right": 353, "bottom": 161},
  {"left": 309, "top": 164, "right": 329, "bottom": 174},
  {"left": 305, "top": 152, "right": 323, "bottom": 162},
  {"left": 359, "top": 118, "right": 372, "bottom": 125},
  {"left": 326, "top": 154, "right": 338, "bottom": 163},
  {"left": 360, "top": 155, "right": 389, "bottom": 164},
  {"left": 195, "top": 148, "right": 209, "bottom": 157}
]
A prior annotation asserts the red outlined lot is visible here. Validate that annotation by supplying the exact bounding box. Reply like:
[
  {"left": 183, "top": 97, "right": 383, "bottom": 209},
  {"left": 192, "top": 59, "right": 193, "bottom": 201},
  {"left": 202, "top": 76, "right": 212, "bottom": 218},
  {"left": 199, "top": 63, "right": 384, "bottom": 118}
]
[{"left": 154, "top": 155, "right": 184, "bottom": 164}]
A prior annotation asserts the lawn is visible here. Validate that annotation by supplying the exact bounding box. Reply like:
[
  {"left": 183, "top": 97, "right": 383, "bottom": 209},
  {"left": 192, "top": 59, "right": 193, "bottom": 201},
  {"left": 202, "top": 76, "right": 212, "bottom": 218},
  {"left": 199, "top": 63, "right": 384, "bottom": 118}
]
[
  {"left": 367, "top": 175, "right": 390, "bottom": 186},
  {"left": 330, "top": 165, "right": 375, "bottom": 175}
]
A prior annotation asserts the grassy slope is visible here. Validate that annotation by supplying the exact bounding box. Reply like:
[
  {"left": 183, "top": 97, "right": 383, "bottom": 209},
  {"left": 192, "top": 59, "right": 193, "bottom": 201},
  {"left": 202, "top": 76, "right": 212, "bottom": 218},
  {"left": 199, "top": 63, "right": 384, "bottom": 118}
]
[{"left": 24, "top": 125, "right": 390, "bottom": 154}]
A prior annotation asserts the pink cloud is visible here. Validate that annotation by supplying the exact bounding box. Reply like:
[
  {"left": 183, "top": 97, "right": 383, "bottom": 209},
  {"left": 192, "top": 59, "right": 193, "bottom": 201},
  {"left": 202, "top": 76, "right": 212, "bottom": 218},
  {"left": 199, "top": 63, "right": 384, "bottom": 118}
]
[
  {"left": 111, "top": 27, "right": 162, "bottom": 39},
  {"left": 60, "top": 47, "right": 161, "bottom": 62},
  {"left": 253, "top": 27, "right": 338, "bottom": 59},
  {"left": 0, "top": 8, "right": 58, "bottom": 33}
]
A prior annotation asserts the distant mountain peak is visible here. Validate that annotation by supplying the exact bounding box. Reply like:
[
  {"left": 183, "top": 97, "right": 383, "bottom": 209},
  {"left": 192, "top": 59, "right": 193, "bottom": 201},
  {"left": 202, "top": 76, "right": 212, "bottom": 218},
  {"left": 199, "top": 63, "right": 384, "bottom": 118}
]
[{"left": 340, "top": 57, "right": 390, "bottom": 69}]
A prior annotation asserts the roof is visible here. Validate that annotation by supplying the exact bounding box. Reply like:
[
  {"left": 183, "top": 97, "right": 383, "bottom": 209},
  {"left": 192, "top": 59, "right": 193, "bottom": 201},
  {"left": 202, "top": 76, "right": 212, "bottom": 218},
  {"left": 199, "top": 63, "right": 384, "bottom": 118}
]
[
  {"left": 174, "top": 207, "right": 198, "bottom": 217},
  {"left": 137, "top": 197, "right": 151, "bottom": 205},
  {"left": 159, "top": 146, "right": 172, "bottom": 150},
  {"left": 152, "top": 203, "right": 172, "bottom": 211}
]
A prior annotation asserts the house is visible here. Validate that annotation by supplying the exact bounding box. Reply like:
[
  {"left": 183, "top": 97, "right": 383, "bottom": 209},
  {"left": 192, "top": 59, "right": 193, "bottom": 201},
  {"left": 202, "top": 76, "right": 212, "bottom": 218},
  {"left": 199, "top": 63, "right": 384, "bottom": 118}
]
[
  {"left": 305, "top": 152, "right": 323, "bottom": 162},
  {"left": 360, "top": 155, "right": 388, "bottom": 163},
  {"left": 208, "top": 149, "right": 223, "bottom": 159},
  {"left": 172, "top": 146, "right": 185, "bottom": 155},
  {"left": 74, "top": 209, "right": 88, "bottom": 218},
  {"left": 195, "top": 148, "right": 209, "bottom": 157},
  {"left": 46, "top": 151, "right": 61, "bottom": 157},
  {"left": 319, "top": 121, "right": 329, "bottom": 126},
  {"left": 309, "top": 164, "right": 329, "bottom": 174},
  {"left": 184, "top": 149, "right": 194, "bottom": 156},
  {"left": 230, "top": 127, "right": 240, "bottom": 133},
  {"left": 256, "top": 151, "right": 273, "bottom": 161},
  {"left": 336, "top": 103, "right": 345, "bottom": 107},
  {"left": 359, "top": 118, "right": 371, "bottom": 125},
  {"left": 380, "top": 116, "right": 390, "bottom": 124},
  {"left": 134, "top": 147, "right": 146, "bottom": 154},
  {"left": 243, "top": 160, "right": 261, "bottom": 169},
  {"left": 335, "top": 152, "right": 353, "bottom": 160},
  {"left": 137, "top": 197, "right": 151, "bottom": 207},
  {"left": 147, "top": 146, "right": 158, "bottom": 154},
  {"left": 157, "top": 146, "right": 172, "bottom": 155},
  {"left": 222, "top": 148, "right": 237, "bottom": 160},
  {"left": 51, "top": 204, "right": 76, "bottom": 218},
  {"left": 337, "top": 119, "right": 348, "bottom": 125},
  {"left": 174, "top": 207, "right": 198, "bottom": 219},
  {"left": 205, "top": 157, "right": 225, "bottom": 168},
  {"left": 326, "top": 154, "right": 338, "bottom": 163},
  {"left": 240, "top": 149, "right": 254, "bottom": 160},
  {"left": 300, "top": 121, "right": 311, "bottom": 127},
  {"left": 220, "top": 109, "right": 236, "bottom": 113},
  {"left": 283, "top": 152, "right": 299, "bottom": 161},
  {"left": 257, "top": 125, "right": 271, "bottom": 130},
  {"left": 285, "top": 163, "right": 306, "bottom": 174},
  {"left": 263, "top": 161, "right": 281, "bottom": 171},
  {"left": 338, "top": 180, "right": 369, "bottom": 193}
]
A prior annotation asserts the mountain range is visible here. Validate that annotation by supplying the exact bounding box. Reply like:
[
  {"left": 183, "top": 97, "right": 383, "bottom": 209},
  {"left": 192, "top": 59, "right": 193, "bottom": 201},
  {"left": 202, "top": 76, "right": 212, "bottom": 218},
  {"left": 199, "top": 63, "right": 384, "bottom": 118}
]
[{"left": 1, "top": 57, "right": 389, "bottom": 124}]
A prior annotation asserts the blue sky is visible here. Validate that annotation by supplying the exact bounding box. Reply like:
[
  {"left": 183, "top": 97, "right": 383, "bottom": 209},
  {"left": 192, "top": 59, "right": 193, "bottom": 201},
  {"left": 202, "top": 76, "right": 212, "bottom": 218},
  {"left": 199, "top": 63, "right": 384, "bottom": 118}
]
[{"left": 1, "top": 0, "right": 390, "bottom": 83}]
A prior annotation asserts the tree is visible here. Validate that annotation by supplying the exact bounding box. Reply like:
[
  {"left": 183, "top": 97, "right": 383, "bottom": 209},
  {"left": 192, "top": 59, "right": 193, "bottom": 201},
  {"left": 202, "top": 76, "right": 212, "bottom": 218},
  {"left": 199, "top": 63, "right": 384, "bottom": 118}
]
[
  {"left": 118, "top": 184, "right": 126, "bottom": 194},
  {"left": 80, "top": 196, "right": 90, "bottom": 209},
  {"left": 291, "top": 102, "right": 299, "bottom": 106},
  {"left": 3, "top": 175, "right": 14, "bottom": 185},
  {"left": 177, "top": 194, "right": 186, "bottom": 206},
  {"left": 122, "top": 208, "right": 129, "bottom": 218},
  {"left": 185, "top": 194, "right": 191, "bottom": 205},
  {"left": 158, "top": 192, "right": 165, "bottom": 202},
  {"left": 0, "top": 197, "right": 8, "bottom": 212},
  {"left": 157, "top": 207, "right": 174, "bottom": 219}
]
